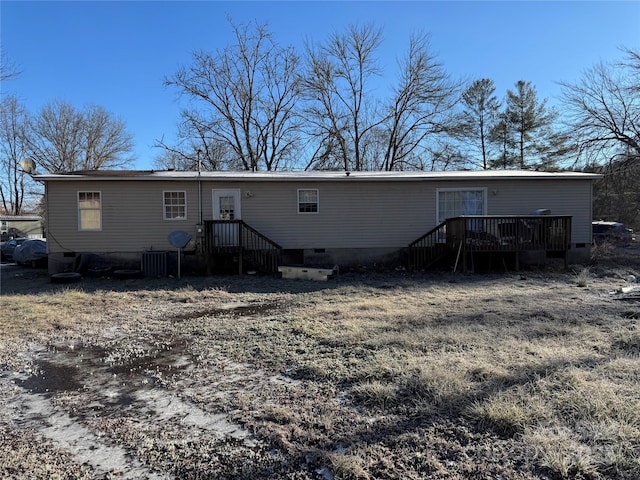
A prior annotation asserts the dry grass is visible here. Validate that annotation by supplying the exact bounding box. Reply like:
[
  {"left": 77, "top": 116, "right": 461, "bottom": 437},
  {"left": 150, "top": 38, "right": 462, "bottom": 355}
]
[
  {"left": 574, "top": 266, "right": 592, "bottom": 287},
  {"left": 1, "top": 251, "right": 639, "bottom": 478}
]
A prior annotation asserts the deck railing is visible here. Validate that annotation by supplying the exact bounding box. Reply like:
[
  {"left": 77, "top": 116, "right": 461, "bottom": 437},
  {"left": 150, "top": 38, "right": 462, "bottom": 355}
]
[
  {"left": 448, "top": 215, "right": 572, "bottom": 252},
  {"left": 409, "top": 215, "right": 572, "bottom": 271},
  {"left": 407, "top": 221, "right": 448, "bottom": 270},
  {"left": 204, "top": 216, "right": 572, "bottom": 274},
  {"left": 204, "top": 220, "right": 282, "bottom": 273}
]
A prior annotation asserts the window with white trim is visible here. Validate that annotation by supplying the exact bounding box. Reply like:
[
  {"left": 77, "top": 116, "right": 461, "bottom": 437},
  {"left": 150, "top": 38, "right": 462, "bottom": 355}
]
[
  {"left": 437, "top": 188, "right": 486, "bottom": 223},
  {"left": 297, "top": 189, "right": 318, "bottom": 214},
  {"left": 163, "top": 191, "right": 187, "bottom": 220},
  {"left": 78, "top": 191, "right": 102, "bottom": 231}
]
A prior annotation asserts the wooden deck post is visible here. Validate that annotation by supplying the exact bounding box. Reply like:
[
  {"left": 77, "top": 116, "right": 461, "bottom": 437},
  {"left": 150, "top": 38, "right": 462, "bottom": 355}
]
[
  {"left": 463, "top": 244, "right": 468, "bottom": 273},
  {"left": 238, "top": 220, "right": 243, "bottom": 275}
]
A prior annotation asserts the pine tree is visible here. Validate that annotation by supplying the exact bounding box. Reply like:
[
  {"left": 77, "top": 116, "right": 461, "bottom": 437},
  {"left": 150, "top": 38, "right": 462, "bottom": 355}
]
[
  {"left": 504, "top": 80, "right": 557, "bottom": 169},
  {"left": 460, "top": 79, "right": 501, "bottom": 169},
  {"left": 488, "top": 113, "right": 516, "bottom": 169}
]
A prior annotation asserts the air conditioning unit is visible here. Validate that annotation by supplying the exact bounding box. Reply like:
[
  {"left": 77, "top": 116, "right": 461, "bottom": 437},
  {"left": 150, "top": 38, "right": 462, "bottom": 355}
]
[{"left": 141, "top": 251, "right": 168, "bottom": 277}]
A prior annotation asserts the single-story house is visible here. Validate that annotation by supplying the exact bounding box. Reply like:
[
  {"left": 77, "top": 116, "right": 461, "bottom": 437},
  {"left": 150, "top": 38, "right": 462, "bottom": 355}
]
[
  {"left": 0, "top": 215, "right": 44, "bottom": 242},
  {"left": 34, "top": 169, "right": 600, "bottom": 275}
]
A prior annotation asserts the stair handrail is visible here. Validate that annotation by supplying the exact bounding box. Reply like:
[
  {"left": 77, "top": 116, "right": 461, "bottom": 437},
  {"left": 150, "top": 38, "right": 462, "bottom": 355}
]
[
  {"left": 408, "top": 220, "right": 448, "bottom": 248},
  {"left": 408, "top": 221, "right": 450, "bottom": 271},
  {"left": 240, "top": 221, "right": 283, "bottom": 250}
]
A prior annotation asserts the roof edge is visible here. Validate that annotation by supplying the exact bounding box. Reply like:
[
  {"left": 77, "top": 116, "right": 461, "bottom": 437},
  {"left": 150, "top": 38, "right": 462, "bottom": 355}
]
[{"left": 33, "top": 170, "right": 602, "bottom": 182}]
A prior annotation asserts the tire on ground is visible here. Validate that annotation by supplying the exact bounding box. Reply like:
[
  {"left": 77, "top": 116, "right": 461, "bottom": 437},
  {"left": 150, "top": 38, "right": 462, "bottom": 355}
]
[
  {"left": 86, "top": 265, "right": 112, "bottom": 277},
  {"left": 113, "top": 269, "right": 143, "bottom": 279},
  {"left": 51, "top": 272, "right": 82, "bottom": 284},
  {"left": 73, "top": 254, "right": 91, "bottom": 273}
]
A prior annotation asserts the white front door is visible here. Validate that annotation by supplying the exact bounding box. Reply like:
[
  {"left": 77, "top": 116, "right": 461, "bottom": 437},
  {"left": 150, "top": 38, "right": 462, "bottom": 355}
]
[{"left": 212, "top": 189, "right": 241, "bottom": 246}]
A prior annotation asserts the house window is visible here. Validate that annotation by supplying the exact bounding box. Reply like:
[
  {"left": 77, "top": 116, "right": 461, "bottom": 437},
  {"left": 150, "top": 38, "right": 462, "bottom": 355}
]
[
  {"left": 78, "top": 191, "right": 101, "bottom": 231},
  {"left": 163, "top": 191, "right": 187, "bottom": 220},
  {"left": 298, "top": 189, "right": 318, "bottom": 214},
  {"left": 437, "top": 188, "right": 486, "bottom": 223}
]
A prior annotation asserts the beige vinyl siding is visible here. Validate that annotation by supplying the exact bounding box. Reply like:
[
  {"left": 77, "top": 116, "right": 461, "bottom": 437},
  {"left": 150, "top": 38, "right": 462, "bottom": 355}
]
[
  {"left": 236, "top": 179, "right": 593, "bottom": 248},
  {"left": 45, "top": 177, "right": 594, "bottom": 254},
  {"left": 235, "top": 181, "right": 432, "bottom": 249},
  {"left": 46, "top": 180, "right": 200, "bottom": 253},
  {"left": 479, "top": 179, "right": 593, "bottom": 244}
]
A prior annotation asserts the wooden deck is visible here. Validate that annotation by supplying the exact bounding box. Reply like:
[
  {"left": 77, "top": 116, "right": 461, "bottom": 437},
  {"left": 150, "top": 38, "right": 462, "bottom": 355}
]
[
  {"left": 409, "top": 215, "right": 572, "bottom": 272},
  {"left": 204, "top": 215, "right": 572, "bottom": 274}
]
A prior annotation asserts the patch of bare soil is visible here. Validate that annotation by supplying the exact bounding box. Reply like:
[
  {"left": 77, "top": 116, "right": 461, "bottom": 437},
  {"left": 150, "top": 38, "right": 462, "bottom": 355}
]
[
  {"left": 0, "top": 338, "right": 271, "bottom": 479},
  {"left": 1, "top": 249, "right": 639, "bottom": 479}
]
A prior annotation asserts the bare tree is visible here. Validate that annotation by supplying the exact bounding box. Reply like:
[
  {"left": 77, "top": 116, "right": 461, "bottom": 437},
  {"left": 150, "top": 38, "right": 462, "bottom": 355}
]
[
  {"left": 27, "top": 100, "right": 133, "bottom": 173},
  {"left": 589, "top": 153, "right": 640, "bottom": 228},
  {"left": 0, "top": 96, "right": 30, "bottom": 214},
  {"left": 560, "top": 48, "right": 640, "bottom": 165},
  {"left": 155, "top": 108, "right": 240, "bottom": 171},
  {"left": 154, "top": 134, "right": 233, "bottom": 171},
  {"left": 301, "top": 28, "right": 460, "bottom": 172},
  {"left": 380, "top": 33, "right": 460, "bottom": 171},
  {"left": 621, "top": 48, "right": 640, "bottom": 95},
  {"left": 422, "top": 140, "right": 467, "bottom": 171},
  {"left": 298, "top": 52, "right": 350, "bottom": 170},
  {"left": 82, "top": 105, "right": 135, "bottom": 170},
  {"left": 165, "top": 20, "right": 300, "bottom": 171},
  {"left": 300, "top": 24, "right": 383, "bottom": 171}
]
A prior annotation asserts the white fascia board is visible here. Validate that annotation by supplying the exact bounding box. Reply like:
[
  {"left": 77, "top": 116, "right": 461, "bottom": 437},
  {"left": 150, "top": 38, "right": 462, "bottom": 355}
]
[{"left": 33, "top": 170, "right": 602, "bottom": 182}]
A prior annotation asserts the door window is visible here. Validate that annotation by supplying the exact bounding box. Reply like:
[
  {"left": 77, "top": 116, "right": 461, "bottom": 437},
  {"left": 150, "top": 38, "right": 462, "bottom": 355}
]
[{"left": 219, "top": 195, "right": 235, "bottom": 220}]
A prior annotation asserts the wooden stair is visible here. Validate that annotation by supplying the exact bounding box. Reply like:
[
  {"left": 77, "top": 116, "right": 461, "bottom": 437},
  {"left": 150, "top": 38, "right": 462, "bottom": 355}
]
[
  {"left": 407, "top": 221, "right": 452, "bottom": 271},
  {"left": 204, "top": 220, "right": 282, "bottom": 274}
]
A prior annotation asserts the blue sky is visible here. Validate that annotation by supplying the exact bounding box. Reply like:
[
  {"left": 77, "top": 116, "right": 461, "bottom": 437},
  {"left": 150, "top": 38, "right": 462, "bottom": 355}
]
[{"left": 2, "top": 1, "right": 639, "bottom": 170}]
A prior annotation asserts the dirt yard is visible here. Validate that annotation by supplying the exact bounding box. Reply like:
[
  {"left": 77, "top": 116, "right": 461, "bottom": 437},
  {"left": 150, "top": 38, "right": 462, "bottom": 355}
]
[{"left": 1, "top": 246, "right": 639, "bottom": 479}]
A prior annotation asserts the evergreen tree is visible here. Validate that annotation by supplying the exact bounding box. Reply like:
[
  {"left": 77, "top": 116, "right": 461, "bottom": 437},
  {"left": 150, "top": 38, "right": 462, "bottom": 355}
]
[
  {"left": 504, "top": 80, "right": 558, "bottom": 169},
  {"left": 459, "top": 78, "right": 501, "bottom": 169},
  {"left": 488, "top": 113, "right": 515, "bottom": 169}
]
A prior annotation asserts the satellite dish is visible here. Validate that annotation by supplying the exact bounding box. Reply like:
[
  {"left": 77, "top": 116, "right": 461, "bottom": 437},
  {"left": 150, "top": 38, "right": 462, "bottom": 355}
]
[
  {"left": 20, "top": 158, "right": 36, "bottom": 174},
  {"left": 168, "top": 230, "right": 192, "bottom": 249},
  {"left": 168, "top": 231, "right": 192, "bottom": 280}
]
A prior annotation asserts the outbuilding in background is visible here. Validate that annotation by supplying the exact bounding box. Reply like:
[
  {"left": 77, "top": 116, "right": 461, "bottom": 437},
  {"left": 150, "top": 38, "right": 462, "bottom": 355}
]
[{"left": 0, "top": 215, "right": 44, "bottom": 242}]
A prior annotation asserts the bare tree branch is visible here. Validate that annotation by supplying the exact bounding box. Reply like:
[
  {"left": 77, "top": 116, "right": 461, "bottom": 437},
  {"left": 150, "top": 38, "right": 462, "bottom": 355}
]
[
  {"left": 300, "top": 23, "right": 383, "bottom": 171},
  {"left": 0, "top": 96, "right": 31, "bottom": 214},
  {"left": 380, "top": 33, "right": 460, "bottom": 171},
  {"left": 560, "top": 48, "right": 640, "bottom": 164},
  {"left": 0, "top": 51, "right": 22, "bottom": 82},
  {"left": 27, "top": 100, "right": 133, "bottom": 173},
  {"left": 164, "top": 20, "right": 300, "bottom": 171}
]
